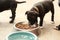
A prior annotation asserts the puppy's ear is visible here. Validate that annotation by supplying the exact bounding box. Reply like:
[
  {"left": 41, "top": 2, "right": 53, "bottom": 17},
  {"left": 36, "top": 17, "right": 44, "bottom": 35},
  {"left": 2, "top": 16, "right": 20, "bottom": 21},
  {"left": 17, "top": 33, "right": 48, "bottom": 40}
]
[{"left": 25, "top": 11, "right": 29, "bottom": 15}]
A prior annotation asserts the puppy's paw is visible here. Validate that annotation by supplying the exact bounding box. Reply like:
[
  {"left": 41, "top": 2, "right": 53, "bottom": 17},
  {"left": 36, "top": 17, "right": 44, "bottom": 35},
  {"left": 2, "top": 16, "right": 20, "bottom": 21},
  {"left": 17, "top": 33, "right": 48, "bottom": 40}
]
[
  {"left": 10, "top": 17, "right": 13, "bottom": 19},
  {"left": 9, "top": 21, "right": 14, "bottom": 23},
  {"left": 38, "top": 26, "right": 44, "bottom": 29},
  {"left": 50, "top": 21, "right": 55, "bottom": 24},
  {"left": 54, "top": 25, "right": 60, "bottom": 30},
  {"left": 54, "top": 27, "right": 58, "bottom": 30}
]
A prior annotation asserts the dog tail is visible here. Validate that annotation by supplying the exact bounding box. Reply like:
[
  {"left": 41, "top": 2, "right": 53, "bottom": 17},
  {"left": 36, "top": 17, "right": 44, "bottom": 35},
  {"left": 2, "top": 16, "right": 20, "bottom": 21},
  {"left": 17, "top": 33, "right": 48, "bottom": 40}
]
[{"left": 16, "top": 1, "right": 26, "bottom": 4}]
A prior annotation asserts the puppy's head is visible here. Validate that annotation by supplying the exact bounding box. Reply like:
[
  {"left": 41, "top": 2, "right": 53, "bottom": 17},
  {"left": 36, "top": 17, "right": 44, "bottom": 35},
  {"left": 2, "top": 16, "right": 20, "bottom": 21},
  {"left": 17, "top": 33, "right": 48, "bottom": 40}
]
[{"left": 25, "top": 11, "right": 38, "bottom": 25}]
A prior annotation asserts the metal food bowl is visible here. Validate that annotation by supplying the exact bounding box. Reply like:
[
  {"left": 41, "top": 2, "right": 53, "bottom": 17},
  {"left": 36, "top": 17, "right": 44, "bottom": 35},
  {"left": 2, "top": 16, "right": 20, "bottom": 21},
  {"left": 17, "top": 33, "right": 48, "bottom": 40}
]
[{"left": 14, "top": 22, "right": 41, "bottom": 36}]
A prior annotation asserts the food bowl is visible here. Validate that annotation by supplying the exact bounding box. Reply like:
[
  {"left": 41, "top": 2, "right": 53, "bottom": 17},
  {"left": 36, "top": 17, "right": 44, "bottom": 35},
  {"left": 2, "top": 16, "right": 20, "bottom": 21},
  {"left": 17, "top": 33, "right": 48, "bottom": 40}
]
[
  {"left": 14, "top": 22, "right": 41, "bottom": 36},
  {"left": 6, "top": 31, "right": 38, "bottom": 40}
]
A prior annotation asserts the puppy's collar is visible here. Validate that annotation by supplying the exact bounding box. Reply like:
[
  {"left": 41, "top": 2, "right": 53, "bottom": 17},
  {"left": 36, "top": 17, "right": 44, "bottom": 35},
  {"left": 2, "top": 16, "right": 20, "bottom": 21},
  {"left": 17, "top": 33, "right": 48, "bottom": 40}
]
[{"left": 33, "top": 6, "right": 39, "bottom": 12}]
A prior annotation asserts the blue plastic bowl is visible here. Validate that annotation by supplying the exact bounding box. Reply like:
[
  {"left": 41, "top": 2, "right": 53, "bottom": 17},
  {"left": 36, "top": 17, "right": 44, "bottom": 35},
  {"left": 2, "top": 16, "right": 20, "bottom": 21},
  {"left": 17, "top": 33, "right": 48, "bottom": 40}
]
[{"left": 6, "top": 31, "right": 38, "bottom": 40}]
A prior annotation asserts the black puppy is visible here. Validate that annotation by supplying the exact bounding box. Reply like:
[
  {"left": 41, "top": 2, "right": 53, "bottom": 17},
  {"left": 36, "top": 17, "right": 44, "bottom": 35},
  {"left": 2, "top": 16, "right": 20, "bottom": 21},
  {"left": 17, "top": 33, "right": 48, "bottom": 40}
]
[
  {"left": 25, "top": 1, "right": 54, "bottom": 27},
  {"left": 0, "top": 0, "right": 26, "bottom": 23}
]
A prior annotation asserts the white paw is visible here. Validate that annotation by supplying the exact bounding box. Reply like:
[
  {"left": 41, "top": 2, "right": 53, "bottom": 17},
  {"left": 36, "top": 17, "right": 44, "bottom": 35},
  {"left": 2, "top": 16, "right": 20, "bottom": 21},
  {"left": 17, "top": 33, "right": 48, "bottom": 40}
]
[
  {"left": 50, "top": 21, "right": 55, "bottom": 24},
  {"left": 53, "top": 27, "right": 58, "bottom": 30},
  {"left": 38, "top": 26, "right": 44, "bottom": 29}
]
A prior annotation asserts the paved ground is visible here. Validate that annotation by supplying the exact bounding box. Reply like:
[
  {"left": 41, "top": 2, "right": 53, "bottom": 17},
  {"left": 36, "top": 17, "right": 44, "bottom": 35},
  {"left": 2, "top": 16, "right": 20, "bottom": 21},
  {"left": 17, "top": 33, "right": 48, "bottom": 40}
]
[{"left": 0, "top": 0, "right": 60, "bottom": 40}]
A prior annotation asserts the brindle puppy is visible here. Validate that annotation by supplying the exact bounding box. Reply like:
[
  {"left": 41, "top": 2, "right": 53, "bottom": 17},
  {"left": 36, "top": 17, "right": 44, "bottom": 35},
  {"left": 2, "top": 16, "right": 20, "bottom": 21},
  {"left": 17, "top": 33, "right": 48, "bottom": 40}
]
[
  {"left": 25, "top": 1, "right": 54, "bottom": 27},
  {"left": 0, "top": 0, "right": 26, "bottom": 23}
]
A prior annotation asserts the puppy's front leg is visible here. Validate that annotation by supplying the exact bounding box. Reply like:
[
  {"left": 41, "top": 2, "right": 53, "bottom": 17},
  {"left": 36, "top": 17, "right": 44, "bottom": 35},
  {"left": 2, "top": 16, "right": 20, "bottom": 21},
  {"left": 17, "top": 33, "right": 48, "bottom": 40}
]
[
  {"left": 39, "top": 16, "right": 44, "bottom": 28},
  {"left": 51, "top": 5, "right": 55, "bottom": 24},
  {"left": 40, "top": 18, "right": 43, "bottom": 26},
  {"left": 10, "top": 8, "right": 16, "bottom": 23}
]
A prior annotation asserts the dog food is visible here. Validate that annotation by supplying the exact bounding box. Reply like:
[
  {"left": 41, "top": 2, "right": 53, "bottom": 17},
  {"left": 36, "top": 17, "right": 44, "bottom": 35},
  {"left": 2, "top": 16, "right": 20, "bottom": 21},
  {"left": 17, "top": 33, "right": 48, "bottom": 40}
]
[{"left": 15, "top": 22, "right": 36, "bottom": 29}]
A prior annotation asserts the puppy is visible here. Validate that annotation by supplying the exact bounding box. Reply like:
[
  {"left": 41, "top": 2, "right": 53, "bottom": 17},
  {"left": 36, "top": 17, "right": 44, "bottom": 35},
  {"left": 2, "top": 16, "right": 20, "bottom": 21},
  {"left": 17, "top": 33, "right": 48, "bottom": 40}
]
[
  {"left": 0, "top": 0, "right": 26, "bottom": 23},
  {"left": 25, "top": 1, "right": 54, "bottom": 27},
  {"left": 58, "top": 0, "right": 60, "bottom": 6},
  {"left": 54, "top": 25, "right": 60, "bottom": 30}
]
